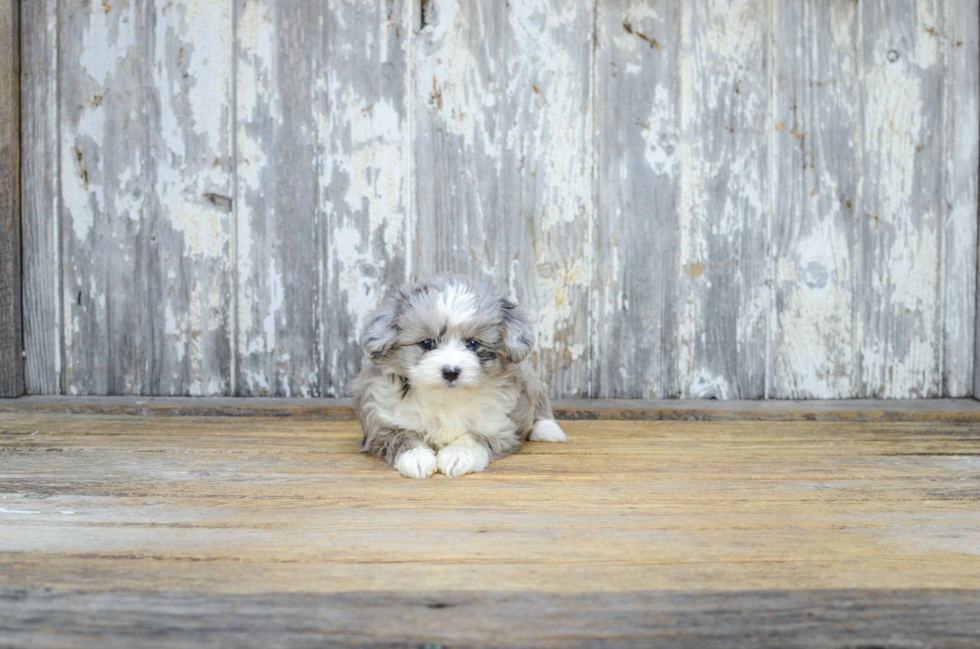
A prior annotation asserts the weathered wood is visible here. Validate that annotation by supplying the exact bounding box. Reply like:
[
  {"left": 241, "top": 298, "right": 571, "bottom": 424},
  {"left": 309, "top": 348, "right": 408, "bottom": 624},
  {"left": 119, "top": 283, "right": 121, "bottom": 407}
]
[
  {"left": 5, "top": 395, "right": 980, "bottom": 422},
  {"left": 0, "top": 412, "right": 979, "bottom": 645},
  {"left": 772, "top": 0, "right": 953, "bottom": 398},
  {"left": 20, "top": 0, "right": 60, "bottom": 396},
  {"left": 147, "top": 1, "right": 234, "bottom": 395},
  {"left": 945, "top": 0, "right": 978, "bottom": 397},
  {"left": 593, "top": 0, "right": 678, "bottom": 399},
  {"left": 318, "top": 0, "right": 413, "bottom": 398},
  {"left": 60, "top": 0, "right": 149, "bottom": 395},
  {"left": 771, "top": 0, "right": 862, "bottom": 398},
  {"left": 0, "top": 0, "right": 21, "bottom": 397},
  {"left": 16, "top": 1, "right": 980, "bottom": 399},
  {"left": 2, "top": 588, "right": 978, "bottom": 648},
  {"left": 947, "top": 1, "right": 980, "bottom": 399},
  {"left": 673, "top": 1, "right": 769, "bottom": 399},
  {"left": 234, "top": 0, "right": 320, "bottom": 397},
  {"left": 594, "top": 0, "right": 769, "bottom": 399},
  {"left": 234, "top": 0, "right": 412, "bottom": 398},
  {"left": 858, "top": 0, "right": 946, "bottom": 398},
  {"left": 415, "top": 0, "right": 594, "bottom": 398}
]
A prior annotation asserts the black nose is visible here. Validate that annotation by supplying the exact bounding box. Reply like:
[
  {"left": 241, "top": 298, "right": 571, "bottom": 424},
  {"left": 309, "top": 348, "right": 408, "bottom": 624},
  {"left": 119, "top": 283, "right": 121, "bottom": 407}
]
[{"left": 442, "top": 366, "right": 461, "bottom": 382}]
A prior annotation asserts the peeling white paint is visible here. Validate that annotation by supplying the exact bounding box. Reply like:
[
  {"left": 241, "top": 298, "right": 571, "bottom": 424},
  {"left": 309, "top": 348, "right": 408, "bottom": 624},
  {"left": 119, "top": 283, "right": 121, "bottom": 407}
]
[
  {"left": 79, "top": 0, "right": 135, "bottom": 85},
  {"left": 689, "top": 369, "right": 730, "bottom": 400},
  {"left": 641, "top": 85, "right": 678, "bottom": 177},
  {"left": 153, "top": 0, "right": 231, "bottom": 260},
  {"left": 42, "top": 0, "right": 977, "bottom": 400},
  {"left": 63, "top": 104, "right": 105, "bottom": 242},
  {"left": 330, "top": 224, "right": 384, "bottom": 338}
]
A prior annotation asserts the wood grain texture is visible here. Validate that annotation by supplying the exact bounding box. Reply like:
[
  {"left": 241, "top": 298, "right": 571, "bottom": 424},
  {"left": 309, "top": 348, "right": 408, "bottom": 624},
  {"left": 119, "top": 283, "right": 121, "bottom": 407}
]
[
  {"left": 772, "top": 0, "right": 960, "bottom": 399},
  {"left": 318, "top": 0, "right": 413, "bottom": 398},
  {"left": 859, "top": 0, "right": 946, "bottom": 398},
  {"left": 19, "top": 0, "right": 59, "bottom": 396},
  {"left": 0, "top": 412, "right": 979, "bottom": 644},
  {"left": 5, "top": 395, "right": 980, "bottom": 422},
  {"left": 147, "top": 0, "right": 234, "bottom": 395},
  {"left": 771, "top": 0, "right": 863, "bottom": 398},
  {"left": 3, "top": 588, "right": 979, "bottom": 648},
  {"left": 594, "top": 0, "right": 769, "bottom": 399},
  {"left": 593, "top": 0, "right": 678, "bottom": 399},
  {"left": 945, "top": 0, "right": 978, "bottom": 398},
  {"left": 0, "top": 0, "right": 21, "bottom": 398},
  {"left": 60, "top": 0, "right": 149, "bottom": 395},
  {"left": 235, "top": 0, "right": 412, "bottom": 398},
  {"left": 15, "top": 1, "right": 980, "bottom": 398},
  {"left": 234, "top": 0, "right": 320, "bottom": 397},
  {"left": 672, "top": 0, "right": 769, "bottom": 399},
  {"left": 415, "top": 0, "right": 594, "bottom": 398}
]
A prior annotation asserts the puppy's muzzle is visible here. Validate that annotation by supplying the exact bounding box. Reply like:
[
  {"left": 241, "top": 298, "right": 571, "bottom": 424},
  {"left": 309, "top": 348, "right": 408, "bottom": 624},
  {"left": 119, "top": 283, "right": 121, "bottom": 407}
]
[{"left": 441, "top": 366, "right": 461, "bottom": 383}]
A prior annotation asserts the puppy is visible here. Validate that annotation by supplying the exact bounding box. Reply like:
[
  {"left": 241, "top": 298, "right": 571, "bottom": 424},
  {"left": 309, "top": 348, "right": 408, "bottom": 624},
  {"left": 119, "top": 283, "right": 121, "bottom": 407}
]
[{"left": 352, "top": 274, "right": 566, "bottom": 478}]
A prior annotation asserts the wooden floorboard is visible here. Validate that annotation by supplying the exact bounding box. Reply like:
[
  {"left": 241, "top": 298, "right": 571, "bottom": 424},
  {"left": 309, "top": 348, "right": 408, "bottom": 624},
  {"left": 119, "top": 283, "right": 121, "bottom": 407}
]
[
  {"left": 1, "top": 412, "right": 979, "bottom": 646},
  {"left": 4, "top": 396, "right": 980, "bottom": 421}
]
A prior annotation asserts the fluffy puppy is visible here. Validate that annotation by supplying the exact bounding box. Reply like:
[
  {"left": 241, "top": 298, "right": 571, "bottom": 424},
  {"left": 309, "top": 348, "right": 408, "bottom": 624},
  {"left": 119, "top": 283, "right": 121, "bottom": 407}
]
[{"left": 352, "top": 274, "right": 566, "bottom": 478}]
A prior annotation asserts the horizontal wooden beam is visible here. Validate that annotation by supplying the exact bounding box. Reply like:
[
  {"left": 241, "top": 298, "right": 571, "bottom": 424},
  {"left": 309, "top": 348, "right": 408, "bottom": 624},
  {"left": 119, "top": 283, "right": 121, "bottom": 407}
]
[
  {"left": 3, "top": 396, "right": 980, "bottom": 422},
  {"left": 3, "top": 588, "right": 977, "bottom": 648}
]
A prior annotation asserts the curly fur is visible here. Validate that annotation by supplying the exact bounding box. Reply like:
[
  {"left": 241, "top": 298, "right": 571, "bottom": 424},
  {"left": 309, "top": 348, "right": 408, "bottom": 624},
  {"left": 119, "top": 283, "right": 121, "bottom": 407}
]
[{"left": 352, "top": 274, "right": 565, "bottom": 478}]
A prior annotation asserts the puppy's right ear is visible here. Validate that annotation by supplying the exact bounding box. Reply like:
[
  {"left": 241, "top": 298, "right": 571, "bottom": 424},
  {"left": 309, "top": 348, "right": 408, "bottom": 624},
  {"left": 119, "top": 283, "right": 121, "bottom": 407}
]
[{"left": 360, "top": 296, "right": 399, "bottom": 362}]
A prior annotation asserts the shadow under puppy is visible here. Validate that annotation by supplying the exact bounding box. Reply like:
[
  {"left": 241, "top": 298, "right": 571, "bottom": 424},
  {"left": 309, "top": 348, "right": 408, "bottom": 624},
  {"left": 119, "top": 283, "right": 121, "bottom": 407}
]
[{"left": 353, "top": 274, "right": 566, "bottom": 478}]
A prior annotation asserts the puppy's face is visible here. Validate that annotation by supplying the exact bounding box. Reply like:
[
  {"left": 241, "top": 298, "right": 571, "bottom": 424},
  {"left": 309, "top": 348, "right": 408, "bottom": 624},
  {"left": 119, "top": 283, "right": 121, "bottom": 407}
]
[{"left": 360, "top": 275, "right": 533, "bottom": 391}]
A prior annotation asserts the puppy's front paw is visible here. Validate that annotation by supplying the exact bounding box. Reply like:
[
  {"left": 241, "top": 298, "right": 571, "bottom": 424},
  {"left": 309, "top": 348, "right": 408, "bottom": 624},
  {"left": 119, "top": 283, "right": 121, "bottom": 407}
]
[
  {"left": 394, "top": 447, "right": 438, "bottom": 479},
  {"left": 437, "top": 446, "right": 487, "bottom": 478},
  {"left": 529, "top": 419, "right": 566, "bottom": 442}
]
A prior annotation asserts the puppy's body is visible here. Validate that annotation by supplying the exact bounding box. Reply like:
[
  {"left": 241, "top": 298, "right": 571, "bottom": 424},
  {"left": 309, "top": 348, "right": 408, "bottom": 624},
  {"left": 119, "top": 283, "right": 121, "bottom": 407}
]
[{"left": 352, "top": 274, "right": 565, "bottom": 478}]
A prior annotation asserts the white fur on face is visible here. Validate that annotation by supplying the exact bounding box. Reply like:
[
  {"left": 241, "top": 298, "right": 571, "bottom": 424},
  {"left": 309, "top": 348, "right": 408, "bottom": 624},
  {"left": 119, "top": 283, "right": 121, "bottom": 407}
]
[
  {"left": 435, "top": 283, "right": 478, "bottom": 327},
  {"left": 407, "top": 338, "right": 483, "bottom": 390}
]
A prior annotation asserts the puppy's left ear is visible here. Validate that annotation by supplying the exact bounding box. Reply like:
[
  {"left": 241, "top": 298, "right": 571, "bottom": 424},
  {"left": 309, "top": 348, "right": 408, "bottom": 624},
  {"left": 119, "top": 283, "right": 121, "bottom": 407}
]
[{"left": 500, "top": 297, "right": 533, "bottom": 363}]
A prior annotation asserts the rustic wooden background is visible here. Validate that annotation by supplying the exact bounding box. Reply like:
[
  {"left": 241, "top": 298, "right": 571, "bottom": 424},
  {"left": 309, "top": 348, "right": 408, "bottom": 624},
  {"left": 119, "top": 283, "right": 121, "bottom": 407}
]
[{"left": 11, "top": 0, "right": 980, "bottom": 399}]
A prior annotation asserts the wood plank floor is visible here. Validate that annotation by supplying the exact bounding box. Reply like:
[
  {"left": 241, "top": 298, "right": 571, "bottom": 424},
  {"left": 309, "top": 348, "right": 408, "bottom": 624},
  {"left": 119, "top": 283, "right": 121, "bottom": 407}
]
[{"left": 1, "top": 407, "right": 979, "bottom": 647}]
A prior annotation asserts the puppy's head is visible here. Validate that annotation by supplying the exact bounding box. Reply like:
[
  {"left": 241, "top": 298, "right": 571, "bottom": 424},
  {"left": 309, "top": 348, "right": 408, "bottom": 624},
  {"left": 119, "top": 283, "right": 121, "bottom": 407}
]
[{"left": 360, "top": 274, "right": 533, "bottom": 390}]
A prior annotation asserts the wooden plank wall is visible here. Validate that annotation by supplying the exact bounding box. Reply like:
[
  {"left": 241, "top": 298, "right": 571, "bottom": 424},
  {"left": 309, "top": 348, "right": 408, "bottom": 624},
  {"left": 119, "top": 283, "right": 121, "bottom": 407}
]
[
  {"left": 18, "top": 0, "right": 980, "bottom": 399},
  {"left": 0, "top": 0, "right": 21, "bottom": 397}
]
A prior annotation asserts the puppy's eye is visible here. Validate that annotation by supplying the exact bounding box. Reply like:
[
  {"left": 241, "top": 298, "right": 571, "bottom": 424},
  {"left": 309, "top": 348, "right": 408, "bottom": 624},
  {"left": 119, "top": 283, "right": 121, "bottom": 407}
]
[
  {"left": 465, "top": 339, "right": 480, "bottom": 351},
  {"left": 419, "top": 339, "right": 436, "bottom": 351}
]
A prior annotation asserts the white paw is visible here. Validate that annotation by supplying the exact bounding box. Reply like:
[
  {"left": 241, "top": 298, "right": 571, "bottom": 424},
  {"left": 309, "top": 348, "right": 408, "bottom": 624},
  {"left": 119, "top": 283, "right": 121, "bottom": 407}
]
[
  {"left": 437, "top": 446, "right": 488, "bottom": 478},
  {"left": 529, "top": 419, "right": 566, "bottom": 442},
  {"left": 394, "top": 447, "right": 437, "bottom": 479}
]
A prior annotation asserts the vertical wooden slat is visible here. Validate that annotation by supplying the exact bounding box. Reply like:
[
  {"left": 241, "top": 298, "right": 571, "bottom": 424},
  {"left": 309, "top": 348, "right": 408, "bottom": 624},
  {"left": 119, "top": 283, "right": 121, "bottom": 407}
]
[
  {"left": 594, "top": 0, "right": 768, "bottom": 399},
  {"left": 771, "top": 1, "right": 862, "bottom": 398},
  {"left": 234, "top": 1, "right": 320, "bottom": 396},
  {"left": 671, "top": 0, "right": 769, "bottom": 398},
  {"left": 318, "top": 0, "right": 414, "bottom": 398},
  {"left": 21, "top": 0, "right": 61, "bottom": 395},
  {"left": 944, "top": 0, "right": 978, "bottom": 397},
  {"left": 0, "top": 0, "right": 21, "bottom": 397},
  {"left": 858, "top": 0, "right": 945, "bottom": 398},
  {"left": 147, "top": 1, "right": 234, "bottom": 395},
  {"left": 61, "top": 0, "right": 149, "bottom": 395},
  {"left": 415, "top": 0, "right": 595, "bottom": 398},
  {"left": 773, "top": 0, "right": 948, "bottom": 399},
  {"left": 593, "top": 1, "right": 678, "bottom": 398}
]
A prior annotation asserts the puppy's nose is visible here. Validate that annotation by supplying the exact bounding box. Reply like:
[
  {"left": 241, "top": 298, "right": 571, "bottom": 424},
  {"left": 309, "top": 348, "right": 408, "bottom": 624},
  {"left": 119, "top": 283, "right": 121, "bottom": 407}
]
[{"left": 442, "top": 366, "right": 461, "bottom": 382}]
